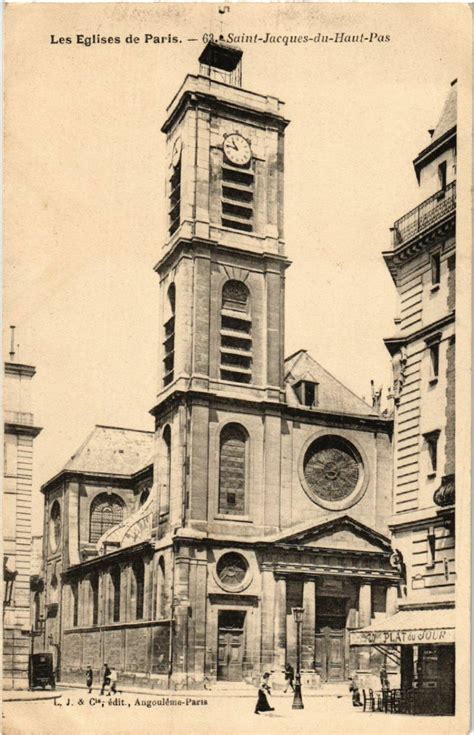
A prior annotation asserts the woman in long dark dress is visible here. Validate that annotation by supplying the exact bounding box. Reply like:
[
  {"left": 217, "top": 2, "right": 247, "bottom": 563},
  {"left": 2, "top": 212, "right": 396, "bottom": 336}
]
[{"left": 255, "top": 672, "right": 275, "bottom": 714}]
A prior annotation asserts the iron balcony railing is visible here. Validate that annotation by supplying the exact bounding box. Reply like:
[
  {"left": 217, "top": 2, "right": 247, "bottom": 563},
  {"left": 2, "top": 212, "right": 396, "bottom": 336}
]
[{"left": 391, "top": 180, "right": 456, "bottom": 246}]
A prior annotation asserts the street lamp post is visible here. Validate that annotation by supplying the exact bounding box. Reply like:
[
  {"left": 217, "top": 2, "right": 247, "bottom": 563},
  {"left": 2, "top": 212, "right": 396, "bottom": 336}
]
[{"left": 292, "top": 606, "right": 304, "bottom": 710}]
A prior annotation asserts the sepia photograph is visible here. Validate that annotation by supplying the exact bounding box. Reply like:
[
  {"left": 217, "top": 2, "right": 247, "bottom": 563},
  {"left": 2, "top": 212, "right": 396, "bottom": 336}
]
[{"left": 2, "top": 3, "right": 471, "bottom": 734}]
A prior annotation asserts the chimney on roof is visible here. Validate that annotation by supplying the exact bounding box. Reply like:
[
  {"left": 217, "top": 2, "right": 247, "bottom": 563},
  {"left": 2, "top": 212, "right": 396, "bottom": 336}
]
[{"left": 451, "top": 78, "right": 457, "bottom": 87}]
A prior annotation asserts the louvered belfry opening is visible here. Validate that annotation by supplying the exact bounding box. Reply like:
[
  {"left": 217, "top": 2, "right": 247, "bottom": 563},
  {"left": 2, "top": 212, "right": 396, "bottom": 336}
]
[
  {"left": 163, "top": 283, "right": 176, "bottom": 387},
  {"left": 169, "top": 157, "right": 181, "bottom": 236},
  {"left": 221, "top": 162, "right": 254, "bottom": 232},
  {"left": 220, "top": 280, "right": 252, "bottom": 384}
]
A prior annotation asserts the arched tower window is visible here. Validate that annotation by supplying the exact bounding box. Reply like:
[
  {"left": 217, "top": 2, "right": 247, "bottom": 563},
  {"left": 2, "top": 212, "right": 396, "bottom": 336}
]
[
  {"left": 49, "top": 500, "right": 61, "bottom": 552},
  {"left": 89, "top": 493, "right": 125, "bottom": 543},
  {"left": 157, "top": 557, "right": 166, "bottom": 618},
  {"left": 219, "top": 423, "right": 248, "bottom": 515},
  {"left": 161, "top": 426, "right": 171, "bottom": 517},
  {"left": 220, "top": 281, "right": 252, "bottom": 384},
  {"left": 163, "top": 284, "right": 176, "bottom": 387},
  {"left": 132, "top": 559, "right": 145, "bottom": 621}
]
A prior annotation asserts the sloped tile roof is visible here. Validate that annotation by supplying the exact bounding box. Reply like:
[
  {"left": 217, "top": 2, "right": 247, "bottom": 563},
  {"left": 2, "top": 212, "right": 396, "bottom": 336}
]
[
  {"left": 284, "top": 350, "right": 375, "bottom": 416},
  {"left": 62, "top": 425, "right": 154, "bottom": 476},
  {"left": 432, "top": 81, "right": 457, "bottom": 141}
]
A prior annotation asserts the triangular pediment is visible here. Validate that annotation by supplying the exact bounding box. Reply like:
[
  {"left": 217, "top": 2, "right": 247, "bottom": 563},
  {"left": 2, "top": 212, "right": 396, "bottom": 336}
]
[{"left": 276, "top": 516, "right": 391, "bottom": 554}]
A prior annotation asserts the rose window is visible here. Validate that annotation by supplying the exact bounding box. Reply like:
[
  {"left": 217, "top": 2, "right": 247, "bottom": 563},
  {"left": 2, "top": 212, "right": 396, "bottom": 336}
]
[
  {"left": 216, "top": 553, "right": 248, "bottom": 590},
  {"left": 303, "top": 437, "right": 361, "bottom": 503}
]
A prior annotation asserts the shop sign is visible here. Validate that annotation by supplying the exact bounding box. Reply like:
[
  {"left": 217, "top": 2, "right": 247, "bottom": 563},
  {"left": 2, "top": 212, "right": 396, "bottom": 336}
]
[{"left": 350, "top": 627, "right": 455, "bottom": 646}]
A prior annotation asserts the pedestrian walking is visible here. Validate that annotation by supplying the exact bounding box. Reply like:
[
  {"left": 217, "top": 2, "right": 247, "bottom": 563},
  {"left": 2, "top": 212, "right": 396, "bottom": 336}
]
[
  {"left": 348, "top": 677, "right": 362, "bottom": 707},
  {"left": 380, "top": 665, "right": 390, "bottom": 691},
  {"left": 100, "top": 663, "right": 111, "bottom": 695},
  {"left": 283, "top": 662, "right": 295, "bottom": 693},
  {"left": 109, "top": 667, "right": 118, "bottom": 695},
  {"left": 86, "top": 665, "right": 93, "bottom": 694},
  {"left": 255, "top": 672, "right": 275, "bottom": 714}
]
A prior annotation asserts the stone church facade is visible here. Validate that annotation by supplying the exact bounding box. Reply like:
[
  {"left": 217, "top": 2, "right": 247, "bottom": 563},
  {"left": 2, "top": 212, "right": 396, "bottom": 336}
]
[{"left": 41, "top": 42, "right": 398, "bottom": 689}]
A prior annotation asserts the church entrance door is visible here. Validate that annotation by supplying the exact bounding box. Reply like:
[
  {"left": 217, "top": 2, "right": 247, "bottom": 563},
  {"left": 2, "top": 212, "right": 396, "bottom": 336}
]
[
  {"left": 315, "top": 597, "right": 347, "bottom": 682},
  {"left": 217, "top": 610, "right": 246, "bottom": 682}
]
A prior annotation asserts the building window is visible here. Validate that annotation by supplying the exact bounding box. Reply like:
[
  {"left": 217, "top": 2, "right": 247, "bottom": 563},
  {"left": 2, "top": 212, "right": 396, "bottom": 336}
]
[
  {"left": 110, "top": 567, "right": 121, "bottom": 623},
  {"left": 424, "top": 431, "right": 440, "bottom": 476},
  {"left": 438, "top": 161, "right": 447, "bottom": 191},
  {"left": 161, "top": 425, "right": 171, "bottom": 517},
  {"left": 218, "top": 423, "right": 248, "bottom": 515},
  {"left": 431, "top": 252, "right": 441, "bottom": 285},
  {"left": 49, "top": 500, "right": 61, "bottom": 552},
  {"left": 132, "top": 560, "right": 145, "bottom": 620},
  {"left": 221, "top": 160, "right": 254, "bottom": 232},
  {"left": 89, "top": 493, "right": 125, "bottom": 543},
  {"left": 157, "top": 557, "right": 166, "bottom": 618},
  {"left": 426, "top": 527, "right": 436, "bottom": 569},
  {"left": 220, "top": 281, "right": 252, "bottom": 384},
  {"left": 294, "top": 380, "right": 319, "bottom": 408},
  {"left": 301, "top": 435, "right": 365, "bottom": 509},
  {"left": 428, "top": 342, "right": 440, "bottom": 381},
  {"left": 163, "top": 284, "right": 176, "bottom": 387},
  {"left": 169, "top": 157, "right": 181, "bottom": 236}
]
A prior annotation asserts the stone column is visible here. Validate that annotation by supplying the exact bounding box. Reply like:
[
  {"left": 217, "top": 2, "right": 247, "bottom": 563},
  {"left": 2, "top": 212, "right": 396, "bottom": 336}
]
[
  {"left": 260, "top": 567, "right": 275, "bottom": 670},
  {"left": 302, "top": 579, "right": 316, "bottom": 670},
  {"left": 358, "top": 583, "right": 372, "bottom": 627},
  {"left": 273, "top": 577, "right": 286, "bottom": 670},
  {"left": 386, "top": 585, "right": 399, "bottom": 616}
]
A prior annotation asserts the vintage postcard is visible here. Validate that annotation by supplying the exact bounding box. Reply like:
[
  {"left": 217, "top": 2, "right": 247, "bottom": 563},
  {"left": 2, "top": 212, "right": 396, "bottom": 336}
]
[{"left": 3, "top": 3, "right": 472, "bottom": 734}]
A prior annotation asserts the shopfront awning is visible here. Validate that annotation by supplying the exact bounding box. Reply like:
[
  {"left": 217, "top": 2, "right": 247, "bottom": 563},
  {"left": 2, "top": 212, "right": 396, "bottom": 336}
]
[{"left": 349, "top": 606, "right": 455, "bottom": 646}]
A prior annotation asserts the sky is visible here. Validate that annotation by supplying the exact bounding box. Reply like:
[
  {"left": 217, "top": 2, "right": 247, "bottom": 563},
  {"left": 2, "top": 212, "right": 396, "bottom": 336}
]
[{"left": 4, "top": 3, "right": 468, "bottom": 535}]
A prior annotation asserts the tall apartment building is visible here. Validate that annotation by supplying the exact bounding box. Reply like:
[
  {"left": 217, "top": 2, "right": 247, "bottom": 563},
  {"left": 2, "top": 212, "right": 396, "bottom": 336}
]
[
  {"left": 3, "top": 345, "right": 42, "bottom": 689},
  {"left": 351, "top": 81, "right": 456, "bottom": 716}
]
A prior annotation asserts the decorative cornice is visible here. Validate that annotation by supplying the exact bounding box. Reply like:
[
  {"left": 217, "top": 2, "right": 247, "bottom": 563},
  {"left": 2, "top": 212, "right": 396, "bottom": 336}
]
[
  {"left": 150, "top": 386, "right": 392, "bottom": 434},
  {"left": 384, "top": 310, "right": 455, "bottom": 355},
  {"left": 4, "top": 422, "right": 42, "bottom": 438},
  {"left": 41, "top": 464, "right": 153, "bottom": 495},
  {"left": 154, "top": 235, "right": 290, "bottom": 277},
  {"left": 161, "top": 86, "right": 289, "bottom": 136},
  {"left": 4, "top": 362, "right": 36, "bottom": 377},
  {"left": 383, "top": 209, "right": 455, "bottom": 283}
]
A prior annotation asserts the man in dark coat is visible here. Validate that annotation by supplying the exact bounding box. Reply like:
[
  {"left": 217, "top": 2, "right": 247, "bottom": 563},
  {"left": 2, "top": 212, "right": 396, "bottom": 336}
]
[
  {"left": 100, "top": 663, "right": 111, "bottom": 695},
  {"left": 283, "top": 663, "right": 295, "bottom": 693},
  {"left": 86, "top": 665, "right": 93, "bottom": 694}
]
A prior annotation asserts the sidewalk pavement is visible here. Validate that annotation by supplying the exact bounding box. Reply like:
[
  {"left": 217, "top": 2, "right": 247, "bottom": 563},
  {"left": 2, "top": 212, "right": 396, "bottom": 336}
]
[
  {"left": 55, "top": 681, "right": 350, "bottom": 699},
  {"left": 2, "top": 690, "right": 62, "bottom": 703}
]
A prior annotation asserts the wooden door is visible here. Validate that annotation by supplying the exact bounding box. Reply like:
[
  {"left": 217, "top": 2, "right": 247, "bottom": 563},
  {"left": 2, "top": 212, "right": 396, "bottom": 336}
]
[
  {"left": 315, "top": 627, "right": 345, "bottom": 681},
  {"left": 217, "top": 611, "right": 245, "bottom": 681}
]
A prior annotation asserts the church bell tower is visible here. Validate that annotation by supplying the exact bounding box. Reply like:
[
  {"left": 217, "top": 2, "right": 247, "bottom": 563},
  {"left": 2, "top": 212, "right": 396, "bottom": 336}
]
[{"left": 152, "top": 42, "right": 290, "bottom": 535}]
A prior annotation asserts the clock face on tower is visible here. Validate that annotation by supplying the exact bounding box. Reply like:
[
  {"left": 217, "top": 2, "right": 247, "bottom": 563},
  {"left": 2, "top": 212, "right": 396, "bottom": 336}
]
[{"left": 223, "top": 133, "right": 251, "bottom": 166}]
